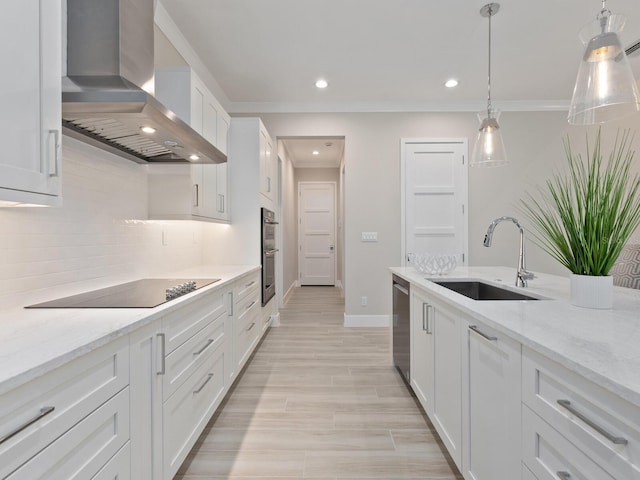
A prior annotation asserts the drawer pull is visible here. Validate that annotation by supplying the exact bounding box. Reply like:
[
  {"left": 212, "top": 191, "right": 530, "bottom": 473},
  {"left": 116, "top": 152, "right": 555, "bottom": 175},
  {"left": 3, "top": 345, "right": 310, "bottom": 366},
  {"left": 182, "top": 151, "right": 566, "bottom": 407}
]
[
  {"left": 556, "top": 472, "right": 571, "bottom": 480},
  {"left": 0, "top": 406, "right": 55, "bottom": 445},
  {"left": 246, "top": 300, "right": 256, "bottom": 310},
  {"left": 229, "top": 291, "right": 234, "bottom": 316},
  {"left": 556, "top": 399, "right": 628, "bottom": 445},
  {"left": 469, "top": 325, "right": 497, "bottom": 341},
  {"left": 245, "top": 281, "right": 256, "bottom": 287},
  {"left": 193, "top": 339, "right": 214, "bottom": 356},
  {"left": 193, "top": 373, "right": 214, "bottom": 394},
  {"left": 246, "top": 322, "right": 256, "bottom": 332}
]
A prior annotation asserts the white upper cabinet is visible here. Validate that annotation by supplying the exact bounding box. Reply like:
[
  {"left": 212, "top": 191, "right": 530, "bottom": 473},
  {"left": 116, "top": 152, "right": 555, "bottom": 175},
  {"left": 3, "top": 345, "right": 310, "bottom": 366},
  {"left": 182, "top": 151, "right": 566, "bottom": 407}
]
[
  {"left": 151, "top": 66, "right": 230, "bottom": 222},
  {"left": 259, "top": 128, "right": 275, "bottom": 201},
  {"left": 0, "top": 0, "right": 62, "bottom": 206}
]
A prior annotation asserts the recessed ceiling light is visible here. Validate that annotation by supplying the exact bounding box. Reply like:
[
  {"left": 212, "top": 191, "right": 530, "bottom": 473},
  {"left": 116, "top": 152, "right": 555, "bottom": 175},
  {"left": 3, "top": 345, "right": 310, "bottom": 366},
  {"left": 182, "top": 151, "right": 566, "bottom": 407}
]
[
  {"left": 444, "top": 79, "right": 459, "bottom": 88},
  {"left": 312, "top": 150, "right": 320, "bottom": 155},
  {"left": 140, "top": 126, "right": 156, "bottom": 134},
  {"left": 189, "top": 154, "right": 200, "bottom": 161},
  {"left": 315, "top": 79, "right": 328, "bottom": 89}
]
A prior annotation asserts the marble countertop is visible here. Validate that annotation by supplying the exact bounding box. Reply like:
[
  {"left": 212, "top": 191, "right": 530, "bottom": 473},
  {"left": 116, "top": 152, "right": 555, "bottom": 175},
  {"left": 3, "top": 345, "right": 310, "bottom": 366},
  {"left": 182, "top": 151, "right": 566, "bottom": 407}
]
[
  {"left": 0, "top": 264, "right": 260, "bottom": 396},
  {"left": 390, "top": 266, "right": 640, "bottom": 408}
]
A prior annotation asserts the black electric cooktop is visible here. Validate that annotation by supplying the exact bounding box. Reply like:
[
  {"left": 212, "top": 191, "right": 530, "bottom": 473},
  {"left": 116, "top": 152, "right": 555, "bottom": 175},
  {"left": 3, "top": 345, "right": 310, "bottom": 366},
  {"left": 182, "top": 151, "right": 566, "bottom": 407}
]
[{"left": 25, "top": 278, "right": 220, "bottom": 309}]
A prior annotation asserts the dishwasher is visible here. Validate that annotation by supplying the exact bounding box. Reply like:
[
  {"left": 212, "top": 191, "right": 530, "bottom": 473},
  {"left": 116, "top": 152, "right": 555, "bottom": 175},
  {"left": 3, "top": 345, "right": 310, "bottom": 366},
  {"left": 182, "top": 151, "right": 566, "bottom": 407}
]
[{"left": 392, "top": 274, "right": 410, "bottom": 383}]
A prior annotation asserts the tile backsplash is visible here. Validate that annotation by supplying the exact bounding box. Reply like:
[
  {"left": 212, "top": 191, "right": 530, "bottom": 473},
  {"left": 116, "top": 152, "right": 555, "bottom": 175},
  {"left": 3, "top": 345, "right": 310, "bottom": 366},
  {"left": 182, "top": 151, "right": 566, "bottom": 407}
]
[{"left": 0, "top": 137, "right": 204, "bottom": 309}]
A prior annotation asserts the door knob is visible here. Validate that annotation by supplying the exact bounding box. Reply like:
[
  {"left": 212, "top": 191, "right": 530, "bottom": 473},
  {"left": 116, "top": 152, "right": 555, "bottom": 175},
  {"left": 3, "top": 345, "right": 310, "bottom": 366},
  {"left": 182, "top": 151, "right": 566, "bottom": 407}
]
[{"left": 329, "top": 245, "right": 335, "bottom": 251}]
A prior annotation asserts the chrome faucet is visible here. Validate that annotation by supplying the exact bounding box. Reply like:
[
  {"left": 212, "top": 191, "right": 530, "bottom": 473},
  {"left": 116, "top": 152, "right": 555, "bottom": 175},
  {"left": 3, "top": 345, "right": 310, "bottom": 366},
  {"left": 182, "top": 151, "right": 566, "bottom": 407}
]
[{"left": 483, "top": 216, "right": 535, "bottom": 287}]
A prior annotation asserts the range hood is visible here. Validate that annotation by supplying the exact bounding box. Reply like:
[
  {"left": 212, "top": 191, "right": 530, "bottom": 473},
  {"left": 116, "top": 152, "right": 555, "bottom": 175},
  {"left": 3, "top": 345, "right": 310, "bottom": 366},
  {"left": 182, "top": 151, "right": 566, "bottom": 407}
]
[{"left": 62, "top": 0, "right": 226, "bottom": 165}]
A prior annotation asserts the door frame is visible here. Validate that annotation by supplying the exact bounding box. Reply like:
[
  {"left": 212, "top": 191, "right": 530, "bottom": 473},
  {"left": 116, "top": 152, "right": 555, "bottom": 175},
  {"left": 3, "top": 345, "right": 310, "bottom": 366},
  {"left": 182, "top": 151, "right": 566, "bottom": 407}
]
[
  {"left": 297, "top": 181, "right": 338, "bottom": 286},
  {"left": 400, "top": 138, "right": 469, "bottom": 267}
]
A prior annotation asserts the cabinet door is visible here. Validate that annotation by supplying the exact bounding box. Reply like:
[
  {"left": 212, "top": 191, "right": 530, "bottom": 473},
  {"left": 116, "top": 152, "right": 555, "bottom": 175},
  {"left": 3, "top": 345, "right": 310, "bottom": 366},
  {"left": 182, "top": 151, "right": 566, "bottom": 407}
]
[
  {"left": 410, "top": 288, "right": 434, "bottom": 416},
  {"left": 216, "top": 163, "right": 229, "bottom": 221},
  {"left": 259, "top": 128, "right": 274, "bottom": 200},
  {"left": 431, "top": 301, "right": 462, "bottom": 469},
  {"left": 217, "top": 112, "right": 230, "bottom": 155},
  {"left": 129, "top": 322, "right": 163, "bottom": 480},
  {"left": 463, "top": 321, "right": 521, "bottom": 480},
  {"left": 0, "top": 0, "right": 61, "bottom": 205}
]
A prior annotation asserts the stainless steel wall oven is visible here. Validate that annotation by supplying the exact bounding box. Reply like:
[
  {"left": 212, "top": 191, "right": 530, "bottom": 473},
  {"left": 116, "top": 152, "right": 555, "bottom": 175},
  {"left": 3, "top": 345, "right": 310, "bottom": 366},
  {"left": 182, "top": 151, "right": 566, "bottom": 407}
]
[{"left": 261, "top": 208, "right": 278, "bottom": 305}]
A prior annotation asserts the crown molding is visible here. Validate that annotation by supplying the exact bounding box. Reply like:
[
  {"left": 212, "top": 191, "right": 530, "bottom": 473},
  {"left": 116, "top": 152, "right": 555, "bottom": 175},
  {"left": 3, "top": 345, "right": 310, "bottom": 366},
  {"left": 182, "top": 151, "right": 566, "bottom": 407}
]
[{"left": 227, "top": 99, "right": 571, "bottom": 114}]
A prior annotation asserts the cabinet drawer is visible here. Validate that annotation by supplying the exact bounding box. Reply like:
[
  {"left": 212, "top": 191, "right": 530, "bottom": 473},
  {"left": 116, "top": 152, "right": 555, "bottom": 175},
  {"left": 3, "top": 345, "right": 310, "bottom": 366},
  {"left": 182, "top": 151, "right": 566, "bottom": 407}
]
[
  {"left": 523, "top": 405, "right": 614, "bottom": 480},
  {"left": 0, "top": 337, "right": 129, "bottom": 479},
  {"left": 163, "top": 288, "right": 227, "bottom": 354},
  {"left": 91, "top": 442, "right": 131, "bottom": 480},
  {"left": 7, "top": 387, "right": 130, "bottom": 480},
  {"left": 164, "top": 313, "right": 226, "bottom": 400},
  {"left": 522, "top": 348, "right": 640, "bottom": 479},
  {"left": 235, "top": 296, "right": 260, "bottom": 369},
  {"left": 163, "top": 346, "right": 226, "bottom": 480},
  {"left": 235, "top": 274, "right": 259, "bottom": 304}
]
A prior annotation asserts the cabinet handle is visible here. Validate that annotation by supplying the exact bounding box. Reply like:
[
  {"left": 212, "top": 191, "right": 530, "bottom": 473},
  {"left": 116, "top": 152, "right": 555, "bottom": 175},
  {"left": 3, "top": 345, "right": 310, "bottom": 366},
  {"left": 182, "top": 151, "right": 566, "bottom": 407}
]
[
  {"left": 0, "top": 406, "right": 55, "bottom": 445},
  {"left": 426, "top": 304, "right": 433, "bottom": 334},
  {"left": 218, "top": 194, "right": 224, "bottom": 213},
  {"left": 421, "top": 303, "right": 433, "bottom": 334},
  {"left": 556, "top": 472, "right": 571, "bottom": 480},
  {"left": 246, "top": 322, "right": 256, "bottom": 332},
  {"left": 556, "top": 399, "right": 628, "bottom": 445},
  {"left": 157, "top": 333, "right": 166, "bottom": 375},
  {"left": 193, "top": 373, "right": 214, "bottom": 394},
  {"left": 228, "top": 291, "right": 234, "bottom": 316},
  {"left": 193, "top": 184, "right": 199, "bottom": 207},
  {"left": 48, "top": 130, "right": 60, "bottom": 177},
  {"left": 469, "top": 325, "right": 497, "bottom": 341},
  {"left": 246, "top": 300, "right": 256, "bottom": 310},
  {"left": 193, "top": 338, "right": 214, "bottom": 356},
  {"left": 245, "top": 281, "right": 256, "bottom": 288}
]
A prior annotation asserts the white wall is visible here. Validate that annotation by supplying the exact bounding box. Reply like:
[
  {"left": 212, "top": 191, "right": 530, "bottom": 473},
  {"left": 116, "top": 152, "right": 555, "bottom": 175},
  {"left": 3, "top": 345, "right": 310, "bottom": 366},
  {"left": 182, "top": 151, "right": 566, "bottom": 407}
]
[
  {"left": 0, "top": 137, "right": 205, "bottom": 309},
  {"left": 248, "top": 111, "right": 640, "bottom": 319},
  {"left": 277, "top": 142, "right": 298, "bottom": 300}
]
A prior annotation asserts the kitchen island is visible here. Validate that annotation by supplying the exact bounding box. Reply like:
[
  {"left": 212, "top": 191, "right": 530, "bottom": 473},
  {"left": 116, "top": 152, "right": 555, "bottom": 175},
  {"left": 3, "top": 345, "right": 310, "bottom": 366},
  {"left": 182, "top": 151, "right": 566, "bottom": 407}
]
[{"left": 390, "top": 265, "right": 640, "bottom": 480}]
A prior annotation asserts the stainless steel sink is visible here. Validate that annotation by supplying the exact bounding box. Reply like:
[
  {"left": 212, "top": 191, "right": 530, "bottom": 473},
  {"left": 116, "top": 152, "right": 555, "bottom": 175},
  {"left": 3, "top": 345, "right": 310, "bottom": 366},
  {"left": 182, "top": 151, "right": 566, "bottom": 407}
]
[{"left": 432, "top": 281, "right": 539, "bottom": 301}]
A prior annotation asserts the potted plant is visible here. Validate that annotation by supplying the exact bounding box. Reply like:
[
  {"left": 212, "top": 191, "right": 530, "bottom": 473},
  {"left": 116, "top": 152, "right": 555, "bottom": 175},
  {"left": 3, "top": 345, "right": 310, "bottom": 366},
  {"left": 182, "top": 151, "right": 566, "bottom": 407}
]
[{"left": 521, "top": 129, "right": 640, "bottom": 309}]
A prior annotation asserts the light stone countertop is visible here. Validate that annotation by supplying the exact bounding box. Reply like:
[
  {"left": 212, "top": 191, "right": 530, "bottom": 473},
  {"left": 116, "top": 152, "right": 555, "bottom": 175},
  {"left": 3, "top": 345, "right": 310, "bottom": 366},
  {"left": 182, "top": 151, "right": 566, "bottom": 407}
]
[
  {"left": 390, "top": 266, "right": 640, "bottom": 409},
  {"left": 0, "top": 264, "right": 260, "bottom": 396}
]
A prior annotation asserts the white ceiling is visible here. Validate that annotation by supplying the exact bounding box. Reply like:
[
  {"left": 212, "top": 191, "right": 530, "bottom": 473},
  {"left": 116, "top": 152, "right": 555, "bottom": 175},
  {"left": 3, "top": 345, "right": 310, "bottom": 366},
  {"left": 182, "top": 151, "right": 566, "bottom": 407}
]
[
  {"left": 159, "top": 0, "right": 640, "bottom": 114},
  {"left": 281, "top": 137, "right": 345, "bottom": 168}
]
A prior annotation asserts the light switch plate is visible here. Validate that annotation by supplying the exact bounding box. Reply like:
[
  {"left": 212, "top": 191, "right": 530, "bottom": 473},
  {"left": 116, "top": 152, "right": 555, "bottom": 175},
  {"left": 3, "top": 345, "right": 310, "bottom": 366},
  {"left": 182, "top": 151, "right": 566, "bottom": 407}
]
[{"left": 361, "top": 232, "right": 378, "bottom": 242}]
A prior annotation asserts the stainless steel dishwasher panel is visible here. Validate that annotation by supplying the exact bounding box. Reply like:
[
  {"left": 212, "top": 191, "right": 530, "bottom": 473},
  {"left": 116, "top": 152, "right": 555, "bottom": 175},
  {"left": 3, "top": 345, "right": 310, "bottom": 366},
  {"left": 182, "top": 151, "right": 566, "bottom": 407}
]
[{"left": 392, "top": 274, "right": 410, "bottom": 383}]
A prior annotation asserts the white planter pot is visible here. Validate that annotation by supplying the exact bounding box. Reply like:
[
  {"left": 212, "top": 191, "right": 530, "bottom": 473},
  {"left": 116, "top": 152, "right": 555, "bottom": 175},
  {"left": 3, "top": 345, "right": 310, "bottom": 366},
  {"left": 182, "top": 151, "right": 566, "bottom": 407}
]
[{"left": 570, "top": 274, "right": 613, "bottom": 309}]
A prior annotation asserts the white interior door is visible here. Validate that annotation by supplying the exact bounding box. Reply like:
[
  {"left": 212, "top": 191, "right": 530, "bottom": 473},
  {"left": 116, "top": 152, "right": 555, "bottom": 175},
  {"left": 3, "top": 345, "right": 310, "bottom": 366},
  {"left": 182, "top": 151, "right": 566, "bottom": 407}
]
[
  {"left": 299, "top": 182, "right": 336, "bottom": 285},
  {"left": 402, "top": 139, "right": 468, "bottom": 266}
]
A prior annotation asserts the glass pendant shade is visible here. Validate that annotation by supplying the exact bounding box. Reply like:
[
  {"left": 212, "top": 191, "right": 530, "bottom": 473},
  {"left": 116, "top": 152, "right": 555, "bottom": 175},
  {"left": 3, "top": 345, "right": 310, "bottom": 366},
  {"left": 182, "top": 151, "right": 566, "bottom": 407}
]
[
  {"left": 471, "top": 110, "right": 508, "bottom": 167},
  {"left": 568, "top": 13, "right": 640, "bottom": 124}
]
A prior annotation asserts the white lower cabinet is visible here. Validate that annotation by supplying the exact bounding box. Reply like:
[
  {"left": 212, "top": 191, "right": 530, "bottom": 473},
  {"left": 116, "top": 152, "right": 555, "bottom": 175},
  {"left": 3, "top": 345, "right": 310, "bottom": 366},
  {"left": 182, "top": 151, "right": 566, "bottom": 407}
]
[
  {"left": 7, "top": 388, "right": 130, "bottom": 480},
  {"left": 522, "top": 348, "right": 640, "bottom": 480},
  {"left": 128, "top": 273, "right": 267, "bottom": 480},
  {"left": 410, "top": 287, "right": 462, "bottom": 467},
  {"left": 462, "top": 320, "right": 521, "bottom": 480},
  {"left": 0, "top": 337, "right": 129, "bottom": 479},
  {"left": 92, "top": 443, "right": 131, "bottom": 480},
  {"left": 163, "top": 344, "right": 226, "bottom": 479}
]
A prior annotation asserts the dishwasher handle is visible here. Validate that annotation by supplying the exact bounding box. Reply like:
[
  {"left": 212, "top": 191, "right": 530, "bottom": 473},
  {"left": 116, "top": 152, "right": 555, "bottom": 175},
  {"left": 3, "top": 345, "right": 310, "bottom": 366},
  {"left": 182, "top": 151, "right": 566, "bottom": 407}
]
[{"left": 393, "top": 283, "right": 409, "bottom": 296}]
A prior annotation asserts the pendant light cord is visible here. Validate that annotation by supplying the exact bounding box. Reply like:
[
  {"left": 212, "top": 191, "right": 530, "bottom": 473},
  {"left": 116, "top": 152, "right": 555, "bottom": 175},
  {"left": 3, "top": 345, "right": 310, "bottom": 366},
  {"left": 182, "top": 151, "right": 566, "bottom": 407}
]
[{"left": 487, "top": 6, "right": 493, "bottom": 118}]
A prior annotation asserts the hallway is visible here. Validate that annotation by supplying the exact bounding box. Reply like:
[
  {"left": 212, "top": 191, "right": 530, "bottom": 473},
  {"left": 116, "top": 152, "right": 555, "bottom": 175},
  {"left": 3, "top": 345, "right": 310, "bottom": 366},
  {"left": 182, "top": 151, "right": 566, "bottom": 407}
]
[{"left": 176, "top": 286, "right": 462, "bottom": 479}]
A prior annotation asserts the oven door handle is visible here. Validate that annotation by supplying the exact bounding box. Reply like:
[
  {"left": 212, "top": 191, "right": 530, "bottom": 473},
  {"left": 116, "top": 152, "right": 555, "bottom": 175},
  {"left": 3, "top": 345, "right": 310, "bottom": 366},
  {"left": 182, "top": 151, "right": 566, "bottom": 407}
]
[
  {"left": 264, "top": 249, "right": 279, "bottom": 256},
  {"left": 263, "top": 219, "right": 279, "bottom": 225}
]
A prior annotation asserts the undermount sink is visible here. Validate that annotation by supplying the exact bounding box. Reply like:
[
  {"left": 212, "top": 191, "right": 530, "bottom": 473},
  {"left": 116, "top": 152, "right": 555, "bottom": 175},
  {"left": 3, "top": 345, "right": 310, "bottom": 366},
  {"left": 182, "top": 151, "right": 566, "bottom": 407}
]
[{"left": 432, "top": 281, "right": 540, "bottom": 301}]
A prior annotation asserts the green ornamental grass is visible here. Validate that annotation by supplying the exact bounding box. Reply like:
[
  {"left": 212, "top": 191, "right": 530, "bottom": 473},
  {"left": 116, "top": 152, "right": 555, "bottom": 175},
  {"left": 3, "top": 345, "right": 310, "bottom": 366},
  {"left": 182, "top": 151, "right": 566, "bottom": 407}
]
[{"left": 521, "top": 129, "right": 640, "bottom": 276}]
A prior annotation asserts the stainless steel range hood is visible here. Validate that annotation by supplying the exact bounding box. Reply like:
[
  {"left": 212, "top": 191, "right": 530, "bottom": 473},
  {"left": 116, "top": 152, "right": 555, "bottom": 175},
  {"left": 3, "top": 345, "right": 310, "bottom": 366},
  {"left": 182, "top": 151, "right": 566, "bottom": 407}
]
[{"left": 62, "top": 0, "right": 226, "bottom": 165}]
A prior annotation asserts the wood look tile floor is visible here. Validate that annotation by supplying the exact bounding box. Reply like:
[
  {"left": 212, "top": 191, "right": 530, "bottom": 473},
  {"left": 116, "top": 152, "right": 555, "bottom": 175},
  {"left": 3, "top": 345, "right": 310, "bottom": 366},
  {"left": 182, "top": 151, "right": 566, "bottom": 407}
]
[{"left": 176, "top": 287, "right": 463, "bottom": 480}]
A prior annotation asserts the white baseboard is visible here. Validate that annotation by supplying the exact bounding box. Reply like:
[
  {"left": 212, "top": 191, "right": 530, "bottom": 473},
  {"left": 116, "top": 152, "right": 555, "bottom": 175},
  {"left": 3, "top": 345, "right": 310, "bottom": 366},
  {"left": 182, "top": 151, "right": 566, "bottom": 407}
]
[
  {"left": 270, "top": 312, "right": 281, "bottom": 327},
  {"left": 343, "top": 314, "right": 390, "bottom": 328},
  {"left": 283, "top": 283, "right": 296, "bottom": 304}
]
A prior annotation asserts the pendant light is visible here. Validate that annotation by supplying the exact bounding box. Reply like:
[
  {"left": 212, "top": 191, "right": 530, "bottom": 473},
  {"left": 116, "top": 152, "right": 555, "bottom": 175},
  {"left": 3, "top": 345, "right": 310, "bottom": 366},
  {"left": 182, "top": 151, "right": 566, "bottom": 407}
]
[
  {"left": 568, "top": 0, "right": 640, "bottom": 125},
  {"left": 471, "top": 3, "right": 508, "bottom": 167}
]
